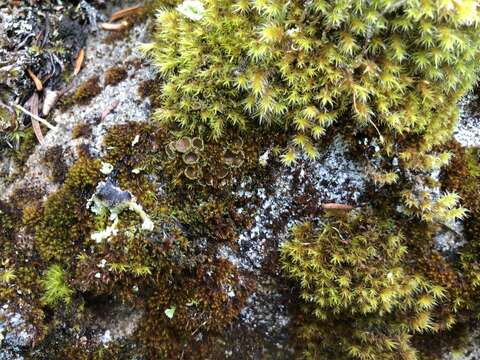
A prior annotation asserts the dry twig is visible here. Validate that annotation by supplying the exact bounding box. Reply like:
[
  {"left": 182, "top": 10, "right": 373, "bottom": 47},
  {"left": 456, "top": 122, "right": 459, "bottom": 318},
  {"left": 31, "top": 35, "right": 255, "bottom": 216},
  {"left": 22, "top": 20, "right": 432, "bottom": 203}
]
[
  {"left": 110, "top": 5, "right": 143, "bottom": 21},
  {"left": 101, "top": 21, "right": 129, "bottom": 31},
  {"left": 321, "top": 203, "right": 354, "bottom": 211},
  {"left": 15, "top": 103, "right": 55, "bottom": 130}
]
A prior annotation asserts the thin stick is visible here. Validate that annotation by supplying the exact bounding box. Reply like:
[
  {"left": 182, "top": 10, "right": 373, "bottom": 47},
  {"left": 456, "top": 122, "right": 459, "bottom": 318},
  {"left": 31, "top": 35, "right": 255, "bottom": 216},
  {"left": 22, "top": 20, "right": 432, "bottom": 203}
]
[
  {"left": 321, "top": 203, "right": 354, "bottom": 211},
  {"left": 367, "top": 118, "right": 384, "bottom": 143},
  {"left": 101, "top": 21, "right": 129, "bottom": 31},
  {"left": 110, "top": 5, "right": 143, "bottom": 22},
  {"left": 15, "top": 104, "right": 56, "bottom": 130}
]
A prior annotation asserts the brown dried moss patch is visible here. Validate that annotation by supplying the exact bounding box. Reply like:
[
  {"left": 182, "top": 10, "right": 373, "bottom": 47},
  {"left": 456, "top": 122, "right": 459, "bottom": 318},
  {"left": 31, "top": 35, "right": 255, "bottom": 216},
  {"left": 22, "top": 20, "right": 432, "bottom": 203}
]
[
  {"left": 72, "top": 76, "right": 103, "bottom": 106},
  {"left": 104, "top": 66, "right": 128, "bottom": 86}
]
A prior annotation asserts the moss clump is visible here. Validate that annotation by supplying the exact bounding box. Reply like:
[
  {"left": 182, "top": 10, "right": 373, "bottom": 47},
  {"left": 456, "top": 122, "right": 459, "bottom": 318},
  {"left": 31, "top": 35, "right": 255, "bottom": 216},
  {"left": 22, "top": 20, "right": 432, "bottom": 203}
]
[
  {"left": 8, "top": 119, "right": 260, "bottom": 358},
  {"left": 42, "top": 145, "right": 68, "bottom": 183},
  {"left": 72, "top": 76, "right": 103, "bottom": 105},
  {"left": 104, "top": 66, "right": 128, "bottom": 86},
  {"left": 40, "top": 264, "right": 74, "bottom": 306},
  {"left": 71, "top": 122, "right": 92, "bottom": 139},
  {"left": 281, "top": 209, "right": 453, "bottom": 359},
  {"left": 139, "top": 258, "right": 251, "bottom": 358},
  {"left": 143, "top": 0, "right": 480, "bottom": 168},
  {"left": 137, "top": 79, "right": 155, "bottom": 98},
  {"left": 32, "top": 156, "right": 102, "bottom": 262},
  {"left": 440, "top": 141, "right": 480, "bottom": 313},
  {"left": 10, "top": 127, "right": 37, "bottom": 168},
  {"left": 441, "top": 141, "right": 480, "bottom": 241}
]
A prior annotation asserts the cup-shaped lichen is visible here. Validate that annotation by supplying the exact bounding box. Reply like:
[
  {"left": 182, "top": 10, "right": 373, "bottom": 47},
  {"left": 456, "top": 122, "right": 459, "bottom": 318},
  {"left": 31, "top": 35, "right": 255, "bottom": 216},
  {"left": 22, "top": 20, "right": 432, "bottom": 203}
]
[
  {"left": 191, "top": 137, "right": 204, "bottom": 151},
  {"left": 174, "top": 137, "right": 193, "bottom": 153},
  {"left": 184, "top": 165, "right": 202, "bottom": 180},
  {"left": 182, "top": 151, "right": 199, "bottom": 165}
]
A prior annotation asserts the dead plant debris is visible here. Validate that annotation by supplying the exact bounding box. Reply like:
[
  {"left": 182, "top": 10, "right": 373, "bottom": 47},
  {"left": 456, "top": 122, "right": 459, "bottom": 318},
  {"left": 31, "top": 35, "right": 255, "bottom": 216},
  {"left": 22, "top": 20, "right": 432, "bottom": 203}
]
[
  {"left": 110, "top": 5, "right": 144, "bottom": 22},
  {"left": 27, "top": 69, "right": 43, "bottom": 91}
]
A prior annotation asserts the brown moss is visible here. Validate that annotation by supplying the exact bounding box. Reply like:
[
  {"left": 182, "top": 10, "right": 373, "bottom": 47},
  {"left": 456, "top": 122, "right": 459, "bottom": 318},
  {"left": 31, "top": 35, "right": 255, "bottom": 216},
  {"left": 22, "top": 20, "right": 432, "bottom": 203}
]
[
  {"left": 76, "top": 143, "right": 92, "bottom": 159},
  {"left": 9, "top": 184, "right": 45, "bottom": 210},
  {"left": 104, "top": 66, "right": 128, "bottom": 87},
  {"left": 138, "top": 258, "right": 252, "bottom": 359},
  {"left": 2, "top": 115, "right": 278, "bottom": 358},
  {"left": 441, "top": 141, "right": 480, "bottom": 240},
  {"left": 124, "top": 58, "right": 143, "bottom": 71},
  {"left": 137, "top": 79, "right": 155, "bottom": 98},
  {"left": 71, "top": 122, "right": 92, "bottom": 139},
  {"left": 43, "top": 145, "right": 68, "bottom": 183},
  {"left": 72, "top": 76, "right": 103, "bottom": 105},
  {"left": 137, "top": 77, "right": 164, "bottom": 109}
]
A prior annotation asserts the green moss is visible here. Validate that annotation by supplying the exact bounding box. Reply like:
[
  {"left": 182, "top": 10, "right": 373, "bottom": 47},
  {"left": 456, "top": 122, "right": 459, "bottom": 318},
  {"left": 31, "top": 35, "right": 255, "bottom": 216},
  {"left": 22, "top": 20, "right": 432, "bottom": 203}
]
[
  {"left": 11, "top": 126, "right": 37, "bottom": 167},
  {"left": 143, "top": 0, "right": 480, "bottom": 169},
  {"left": 33, "top": 156, "right": 102, "bottom": 262},
  {"left": 104, "top": 66, "right": 128, "bottom": 86},
  {"left": 281, "top": 209, "right": 454, "bottom": 359},
  {"left": 40, "top": 264, "right": 74, "bottom": 306}
]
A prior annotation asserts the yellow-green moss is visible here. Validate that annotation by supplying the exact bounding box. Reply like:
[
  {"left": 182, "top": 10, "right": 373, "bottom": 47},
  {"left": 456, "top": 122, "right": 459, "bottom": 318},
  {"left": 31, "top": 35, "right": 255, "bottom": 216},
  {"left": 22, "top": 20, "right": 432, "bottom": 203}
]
[{"left": 281, "top": 209, "right": 457, "bottom": 359}]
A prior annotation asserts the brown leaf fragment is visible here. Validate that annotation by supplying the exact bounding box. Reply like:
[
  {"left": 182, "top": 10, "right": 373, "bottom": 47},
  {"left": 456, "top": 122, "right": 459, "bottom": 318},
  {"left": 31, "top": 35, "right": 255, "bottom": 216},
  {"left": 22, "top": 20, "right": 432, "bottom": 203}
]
[
  {"left": 27, "top": 69, "right": 43, "bottom": 91},
  {"left": 101, "top": 100, "right": 120, "bottom": 121},
  {"left": 101, "top": 21, "right": 129, "bottom": 31},
  {"left": 110, "top": 5, "right": 144, "bottom": 22},
  {"left": 74, "top": 48, "right": 85, "bottom": 76},
  {"left": 25, "top": 93, "right": 44, "bottom": 145},
  {"left": 321, "top": 203, "right": 354, "bottom": 211}
]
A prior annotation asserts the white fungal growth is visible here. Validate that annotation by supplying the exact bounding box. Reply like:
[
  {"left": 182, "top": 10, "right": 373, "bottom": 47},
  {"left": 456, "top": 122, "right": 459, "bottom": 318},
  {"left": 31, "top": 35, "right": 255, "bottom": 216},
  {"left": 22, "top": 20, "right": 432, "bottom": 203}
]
[
  {"left": 131, "top": 134, "right": 140, "bottom": 147},
  {"left": 176, "top": 0, "right": 205, "bottom": 21},
  {"left": 91, "top": 217, "right": 119, "bottom": 243},
  {"left": 100, "top": 162, "right": 114, "bottom": 175}
]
